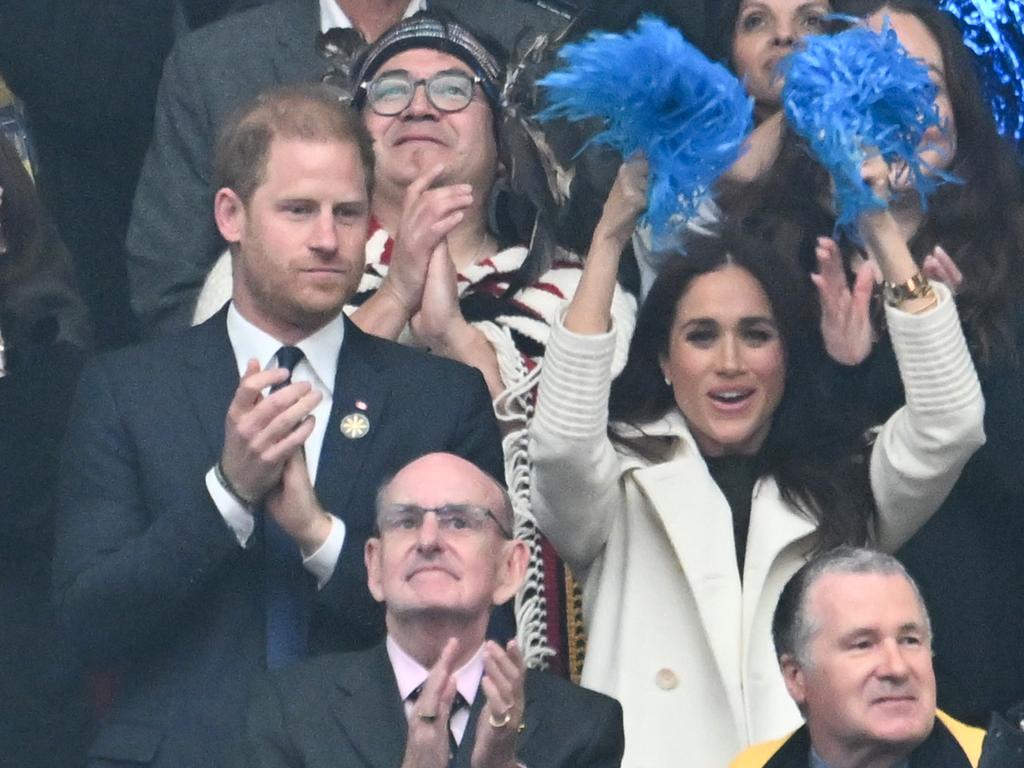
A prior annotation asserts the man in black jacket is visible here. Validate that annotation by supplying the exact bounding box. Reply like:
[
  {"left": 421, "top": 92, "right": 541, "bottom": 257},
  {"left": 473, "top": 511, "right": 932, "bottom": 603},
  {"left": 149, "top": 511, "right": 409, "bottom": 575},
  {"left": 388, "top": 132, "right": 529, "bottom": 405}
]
[
  {"left": 731, "top": 547, "right": 986, "bottom": 768},
  {"left": 239, "top": 452, "right": 624, "bottom": 768}
]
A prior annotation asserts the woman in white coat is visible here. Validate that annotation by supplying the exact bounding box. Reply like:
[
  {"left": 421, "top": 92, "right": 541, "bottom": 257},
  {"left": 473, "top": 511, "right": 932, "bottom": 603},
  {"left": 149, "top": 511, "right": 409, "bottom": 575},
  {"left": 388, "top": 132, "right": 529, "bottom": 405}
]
[{"left": 529, "top": 158, "right": 985, "bottom": 768}]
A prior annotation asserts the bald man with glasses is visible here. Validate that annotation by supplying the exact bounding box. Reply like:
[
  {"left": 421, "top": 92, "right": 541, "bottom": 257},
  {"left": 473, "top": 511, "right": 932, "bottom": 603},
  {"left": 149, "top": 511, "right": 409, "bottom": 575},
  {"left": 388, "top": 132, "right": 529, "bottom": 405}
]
[{"left": 238, "top": 452, "right": 624, "bottom": 768}]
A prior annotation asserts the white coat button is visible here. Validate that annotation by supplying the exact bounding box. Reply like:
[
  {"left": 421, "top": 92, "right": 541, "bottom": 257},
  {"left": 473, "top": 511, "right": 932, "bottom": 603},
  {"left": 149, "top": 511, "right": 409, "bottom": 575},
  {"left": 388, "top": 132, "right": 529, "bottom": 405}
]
[{"left": 655, "top": 668, "right": 678, "bottom": 690}]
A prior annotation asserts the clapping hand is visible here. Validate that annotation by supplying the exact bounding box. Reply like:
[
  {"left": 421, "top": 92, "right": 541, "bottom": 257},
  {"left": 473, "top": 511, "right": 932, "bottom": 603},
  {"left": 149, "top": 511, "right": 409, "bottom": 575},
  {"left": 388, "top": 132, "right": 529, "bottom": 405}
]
[
  {"left": 401, "top": 638, "right": 461, "bottom": 768},
  {"left": 381, "top": 162, "right": 474, "bottom": 316},
  {"left": 409, "top": 239, "right": 471, "bottom": 353},
  {"left": 263, "top": 449, "right": 332, "bottom": 554},
  {"left": 220, "top": 359, "right": 320, "bottom": 504},
  {"left": 471, "top": 640, "right": 526, "bottom": 768}
]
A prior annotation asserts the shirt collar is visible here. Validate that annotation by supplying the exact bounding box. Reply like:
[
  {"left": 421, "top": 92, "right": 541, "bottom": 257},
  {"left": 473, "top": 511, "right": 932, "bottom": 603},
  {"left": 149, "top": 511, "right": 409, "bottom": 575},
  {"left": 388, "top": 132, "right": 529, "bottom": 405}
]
[
  {"left": 225, "top": 303, "right": 343, "bottom": 394},
  {"left": 318, "top": 0, "right": 426, "bottom": 35},
  {"left": 809, "top": 747, "right": 908, "bottom": 768},
  {"left": 386, "top": 634, "right": 485, "bottom": 708}
]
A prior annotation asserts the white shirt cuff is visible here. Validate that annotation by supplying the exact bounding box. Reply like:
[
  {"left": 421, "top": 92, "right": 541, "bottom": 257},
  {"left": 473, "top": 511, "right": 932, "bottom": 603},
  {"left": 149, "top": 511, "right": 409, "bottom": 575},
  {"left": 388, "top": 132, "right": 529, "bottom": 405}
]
[
  {"left": 302, "top": 514, "right": 345, "bottom": 589},
  {"left": 206, "top": 466, "right": 255, "bottom": 546}
]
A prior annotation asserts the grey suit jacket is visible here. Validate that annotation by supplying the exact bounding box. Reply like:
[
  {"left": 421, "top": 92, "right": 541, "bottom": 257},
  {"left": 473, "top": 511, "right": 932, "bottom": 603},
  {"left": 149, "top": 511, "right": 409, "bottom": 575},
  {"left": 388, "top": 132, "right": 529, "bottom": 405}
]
[
  {"left": 126, "top": 0, "right": 325, "bottom": 333},
  {"left": 239, "top": 643, "right": 625, "bottom": 767},
  {"left": 125, "top": 0, "right": 572, "bottom": 335}
]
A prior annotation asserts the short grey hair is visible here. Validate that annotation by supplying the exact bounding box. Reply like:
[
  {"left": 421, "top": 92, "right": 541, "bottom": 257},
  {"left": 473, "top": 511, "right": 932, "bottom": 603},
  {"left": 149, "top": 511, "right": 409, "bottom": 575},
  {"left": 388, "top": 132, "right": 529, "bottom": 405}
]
[{"left": 772, "top": 546, "right": 932, "bottom": 667}]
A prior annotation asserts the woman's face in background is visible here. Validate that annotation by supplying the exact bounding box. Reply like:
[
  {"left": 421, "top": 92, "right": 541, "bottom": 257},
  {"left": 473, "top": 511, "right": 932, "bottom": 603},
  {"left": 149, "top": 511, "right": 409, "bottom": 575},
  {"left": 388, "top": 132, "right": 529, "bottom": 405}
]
[
  {"left": 731, "top": 0, "right": 830, "bottom": 115},
  {"left": 660, "top": 264, "right": 786, "bottom": 457},
  {"left": 867, "top": 9, "right": 957, "bottom": 176}
]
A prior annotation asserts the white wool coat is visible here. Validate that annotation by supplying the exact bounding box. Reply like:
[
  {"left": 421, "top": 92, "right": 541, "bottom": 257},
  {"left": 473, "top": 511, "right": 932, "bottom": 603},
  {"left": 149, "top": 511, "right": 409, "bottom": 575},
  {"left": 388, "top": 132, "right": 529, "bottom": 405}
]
[{"left": 530, "top": 285, "right": 984, "bottom": 768}]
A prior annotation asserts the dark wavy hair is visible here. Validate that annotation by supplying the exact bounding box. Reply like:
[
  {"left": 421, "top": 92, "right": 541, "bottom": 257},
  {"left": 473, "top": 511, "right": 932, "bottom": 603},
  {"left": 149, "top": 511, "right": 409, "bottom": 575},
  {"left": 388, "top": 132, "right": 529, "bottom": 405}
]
[
  {"left": 724, "top": 0, "right": 1024, "bottom": 366},
  {"left": 708, "top": 0, "right": 745, "bottom": 64},
  {"left": 609, "top": 226, "right": 876, "bottom": 551}
]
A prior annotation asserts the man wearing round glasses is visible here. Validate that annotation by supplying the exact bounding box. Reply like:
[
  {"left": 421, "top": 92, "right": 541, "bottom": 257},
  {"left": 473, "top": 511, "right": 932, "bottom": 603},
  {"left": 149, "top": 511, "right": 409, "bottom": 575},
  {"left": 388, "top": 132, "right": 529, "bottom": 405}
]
[
  {"left": 240, "top": 452, "right": 625, "bottom": 767},
  {"left": 190, "top": 12, "right": 638, "bottom": 677},
  {"left": 336, "top": 13, "right": 637, "bottom": 680},
  {"left": 363, "top": 70, "right": 484, "bottom": 116},
  {"left": 347, "top": 14, "right": 507, "bottom": 402}
]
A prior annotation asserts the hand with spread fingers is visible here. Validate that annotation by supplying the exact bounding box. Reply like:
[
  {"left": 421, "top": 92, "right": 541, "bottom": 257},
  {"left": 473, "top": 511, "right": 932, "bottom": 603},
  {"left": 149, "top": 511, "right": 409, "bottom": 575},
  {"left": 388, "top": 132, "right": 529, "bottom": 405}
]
[
  {"left": 921, "top": 245, "right": 963, "bottom": 294},
  {"left": 812, "top": 236, "right": 880, "bottom": 366},
  {"left": 401, "top": 638, "right": 460, "bottom": 768},
  {"left": 219, "top": 358, "right": 322, "bottom": 505},
  {"left": 471, "top": 640, "right": 526, "bottom": 768}
]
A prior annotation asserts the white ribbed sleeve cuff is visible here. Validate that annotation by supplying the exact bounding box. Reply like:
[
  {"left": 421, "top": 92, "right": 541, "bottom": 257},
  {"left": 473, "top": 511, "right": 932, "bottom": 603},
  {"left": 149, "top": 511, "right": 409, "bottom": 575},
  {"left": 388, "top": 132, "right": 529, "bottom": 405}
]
[
  {"left": 534, "top": 309, "right": 618, "bottom": 441},
  {"left": 884, "top": 283, "right": 982, "bottom": 413}
]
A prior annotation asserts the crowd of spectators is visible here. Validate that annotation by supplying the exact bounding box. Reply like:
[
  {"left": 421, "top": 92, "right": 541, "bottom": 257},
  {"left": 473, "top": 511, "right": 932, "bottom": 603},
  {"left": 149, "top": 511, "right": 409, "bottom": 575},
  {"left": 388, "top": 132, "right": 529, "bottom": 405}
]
[{"left": 0, "top": 1, "right": 1022, "bottom": 767}]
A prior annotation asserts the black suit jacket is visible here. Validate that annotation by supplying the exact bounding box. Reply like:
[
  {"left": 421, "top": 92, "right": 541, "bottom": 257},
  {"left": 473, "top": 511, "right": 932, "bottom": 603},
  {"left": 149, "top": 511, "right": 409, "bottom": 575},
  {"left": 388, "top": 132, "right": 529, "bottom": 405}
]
[
  {"left": 239, "top": 643, "right": 624, "bottom": 768},
  {"left": 754, "top": 720, "right": 975, "bottom": 768},
  {"left": 54, "top": 310, "right": 503, "bottom": 768}
]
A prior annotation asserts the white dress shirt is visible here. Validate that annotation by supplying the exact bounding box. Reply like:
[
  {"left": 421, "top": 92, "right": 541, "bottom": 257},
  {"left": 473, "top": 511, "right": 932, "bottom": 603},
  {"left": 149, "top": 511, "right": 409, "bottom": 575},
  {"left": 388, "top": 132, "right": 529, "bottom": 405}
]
[
  {"left": 205, "top": 303, "right": 346, "bottom": 587},
  {"left": 387, "top": 635, "right": 485, "bottom": 745},
  {"left": 318, "top": 0, "right": 426, "bottom": 34}
]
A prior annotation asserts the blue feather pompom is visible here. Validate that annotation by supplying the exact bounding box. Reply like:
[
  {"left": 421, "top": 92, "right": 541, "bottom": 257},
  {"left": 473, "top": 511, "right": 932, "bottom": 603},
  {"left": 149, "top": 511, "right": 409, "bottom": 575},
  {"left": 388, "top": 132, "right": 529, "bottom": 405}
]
[
  {"left": 782, "top": 20, "right": 955, "bottom": 237},
  {"left": 536, "top": 16, "right": 753, "bottom": 239}
]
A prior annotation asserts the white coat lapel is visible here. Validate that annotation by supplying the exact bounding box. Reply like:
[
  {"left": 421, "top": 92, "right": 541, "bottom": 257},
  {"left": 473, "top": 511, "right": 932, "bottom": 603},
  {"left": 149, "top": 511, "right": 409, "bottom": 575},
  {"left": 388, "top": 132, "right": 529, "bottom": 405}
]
[
  {"left": 740, "top": 479, "right": 817, "bottom": 657},
  {"left": 624, "top": 413, "right": 746, "bottom": 728}
]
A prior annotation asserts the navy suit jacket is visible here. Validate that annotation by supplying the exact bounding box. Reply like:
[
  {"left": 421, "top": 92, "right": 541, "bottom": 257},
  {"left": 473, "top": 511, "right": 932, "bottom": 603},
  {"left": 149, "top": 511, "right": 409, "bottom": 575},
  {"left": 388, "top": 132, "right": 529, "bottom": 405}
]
[
  {"left": 239, "top": 643, "right": 625, "bottom": 768},
  {"left": 54, "top": 309, "right": 504, "bottom": 767}
]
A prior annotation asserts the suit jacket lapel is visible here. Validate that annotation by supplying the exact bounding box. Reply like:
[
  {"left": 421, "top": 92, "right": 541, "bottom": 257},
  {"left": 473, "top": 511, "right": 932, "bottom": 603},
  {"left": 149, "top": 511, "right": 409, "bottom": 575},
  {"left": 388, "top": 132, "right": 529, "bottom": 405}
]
[
  {"left": 315, "top": 319, "right": 394, "bottom": 528},
  {"left": 763, "top": 725, "right": 811, "bottom": 768},
  {"left": 763, "top": 718, "right": 973, "bottom": 768},
  {"left": 329, "top": 644, "right": 408, "bottom": 768},
  {"left": 909, "top": 717, "right": 975, "bottom": 767},
  {"left": 182, "top": 308, "right": 238, "bottom": 463},
  {"left": 270, "top": 0, "right": 329, "bottom": 84},
  {"left": 456, "top": 670, "right": 541, "bottom": 767},
  {"left": 517, "top": 676, "right": 538, "bottom": 757}
]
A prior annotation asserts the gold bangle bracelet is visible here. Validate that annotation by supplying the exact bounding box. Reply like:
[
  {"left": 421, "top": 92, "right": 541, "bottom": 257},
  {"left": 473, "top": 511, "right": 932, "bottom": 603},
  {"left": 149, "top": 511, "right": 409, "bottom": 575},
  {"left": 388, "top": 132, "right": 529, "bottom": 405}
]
[
  {"left": 883, "top": 271, "right": 932, "bottom": 307},
  {"left": 907, "top": 291, "right": 940, "bottom": 315}
]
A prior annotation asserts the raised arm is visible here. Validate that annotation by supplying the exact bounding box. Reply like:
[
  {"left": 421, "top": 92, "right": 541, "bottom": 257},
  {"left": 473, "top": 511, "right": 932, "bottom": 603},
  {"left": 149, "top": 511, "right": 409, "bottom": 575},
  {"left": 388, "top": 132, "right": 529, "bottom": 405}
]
[
  {"left": 564, "top": 158, "right": 649, "bottom": 334},
  {"left": 856, "top": 158, "right": 986, "bottom": 549},
  {"left": 530, "top": 159, "right": 647, "bottom": 572}
]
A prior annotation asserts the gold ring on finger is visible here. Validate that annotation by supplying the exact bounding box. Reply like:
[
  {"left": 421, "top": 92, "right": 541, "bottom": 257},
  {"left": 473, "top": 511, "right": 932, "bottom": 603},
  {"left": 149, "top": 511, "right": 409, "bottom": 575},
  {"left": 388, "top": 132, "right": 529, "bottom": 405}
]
[
  {"left": 487, "top": 710, "right": 512, "bottom": 728},
  {"left": 417, "top": 711, "right": 438, "bottom": 723}
]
